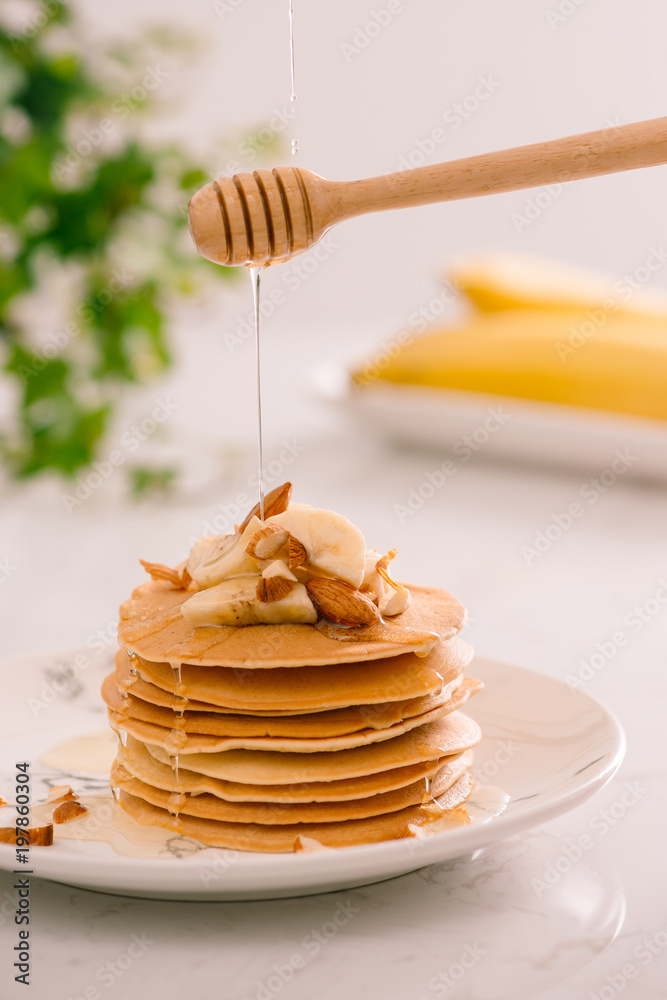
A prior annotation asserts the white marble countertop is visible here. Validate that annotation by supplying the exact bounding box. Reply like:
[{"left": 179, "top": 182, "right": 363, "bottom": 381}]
[{"left": 1, "top": 307, "right": 667, "bottom": 1000}]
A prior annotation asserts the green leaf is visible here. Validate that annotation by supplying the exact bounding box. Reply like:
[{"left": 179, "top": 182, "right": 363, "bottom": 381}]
[{"left": 128, "top": 464, "right": 177, "bottom": 498}]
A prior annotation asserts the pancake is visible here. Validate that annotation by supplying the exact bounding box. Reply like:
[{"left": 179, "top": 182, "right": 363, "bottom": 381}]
[
  {"left": 109, "top": 520, "right": 482, "bottom": 853},
  {"left": 118, "top": 580, "right": 466, "bottom": 667},
  {"left": 118, "top": 772, "right": 475, "bottom": 851},
  {"left": 119, "top": 735, "right": 457, "bottom": 802},
  {"left": 142, "top": 710, "right": 482, "bottom": 784},
  {"left": 104, "top": 670, "right": 468, "bottom": 737},
  {"left": 107, "top": 679, "right": 482, "bottom": 755},
  {"left": 120, "top": 637, "right": 474, "bottom": 713},
  {"left": 112, "top": 751, "right": 472, "bottom": 824}
]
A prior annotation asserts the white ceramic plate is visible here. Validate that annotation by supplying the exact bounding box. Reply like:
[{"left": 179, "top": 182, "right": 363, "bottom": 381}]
[
  {"left": 0, "top": 649, "right": 624, "bottom": 901},
  {"left": 316, "top": 363, "right": 667, "bottom": 480}
]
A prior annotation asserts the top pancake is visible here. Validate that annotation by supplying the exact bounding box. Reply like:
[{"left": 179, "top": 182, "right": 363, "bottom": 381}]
[{"left": 118, "top": 580, "right": 467, "bottom": 667}]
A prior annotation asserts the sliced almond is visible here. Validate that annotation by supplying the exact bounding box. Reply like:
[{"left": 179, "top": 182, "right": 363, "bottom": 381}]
[
  {"left": 139, "top": 559, "right": 183, "bottom": 588},
  {"left": 262, "top": 560, "right": 297, "bottom": 580},
  {"left": 46, "top": 785, "right": 76, "bottom": 804},
  {"left": 246, "top": 524, "right": 289, "bottom": 560},
  {"left": 305, "top": 578, "right": 381, "bottom": 627},
  {"left": 376, "top": 549, "right": 400, "bottom": 590},
  {"left": 376, "top": 548, "right": 398, "bottom": 572},
  {"left": 288, "top": 535, "right": 308, "bottom": 569},
  {"left": 53, "top": 800, "right": 89, "bottom": 824},
  {"left": 238, "top": 482, "right": 293, "bottom": 533},
  {"left": 256, "top": 576, "right": 295, "bottom": 603},
  {"left": 179, "top": 565, "right": 198, "bottom": 591},
  {"left": 0, "top": 824, "right": 54, "bottom": 846}
]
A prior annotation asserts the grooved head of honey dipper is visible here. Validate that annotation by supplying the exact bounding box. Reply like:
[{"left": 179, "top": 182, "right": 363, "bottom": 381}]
[
  {"left": 188, "top": 167, "right": 322, "bottom": 267},
  {"left": 188, "top": 183, "right": 231, "bottom": 266}
]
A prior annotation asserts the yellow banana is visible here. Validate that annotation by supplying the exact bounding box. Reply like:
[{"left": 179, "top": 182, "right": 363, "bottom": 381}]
[
  {"left": 354, "top": 309, "right": 667, "bottom": 421},
  {"left": 449, "top": 252, "right": 667, "bottom": 319}
]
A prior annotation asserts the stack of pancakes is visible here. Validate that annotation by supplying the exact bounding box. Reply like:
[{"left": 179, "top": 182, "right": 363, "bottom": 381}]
[{"left": 103, "top": 579, "right": 483, "bottom": 852}]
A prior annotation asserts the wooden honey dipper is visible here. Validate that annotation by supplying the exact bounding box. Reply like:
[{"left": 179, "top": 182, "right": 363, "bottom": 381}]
[{"left": 188, "top": 116, "right": 667, "bottom": 267}]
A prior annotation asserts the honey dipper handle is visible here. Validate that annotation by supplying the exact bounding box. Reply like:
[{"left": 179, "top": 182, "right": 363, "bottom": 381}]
[{"left": 330, "top": 116, "right": 667, "bottom": 222}]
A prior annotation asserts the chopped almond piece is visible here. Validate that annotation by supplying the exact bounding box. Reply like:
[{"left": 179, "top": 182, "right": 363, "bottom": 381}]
[
  {"left": 288, "top": 535, "right": 307, "bottom": 569},
  {"left": 53, "top": 800, "right": 89, "bottom": 824},
  {"left": 375, "top": 549, "right": 400, "bottom": 590},
  {"left": 139, "top": 559, "right": 183, "bottom": 588},
  {"left": 46, "top": 785, "right": 76, "bottom": 804},
  {"left": 256, "top": 576, "right": 295, "bottom": 603},
  {"left": 238, "top": 482, "right": 293, "bottom": 532},
  {"left": 179, "top": 565, "right": 198, "bottom": 590},
  {"left": 246, "top": 524, "right": 289, "bottom": 560},
  {"left": 0, "top": 825, "right": 53, "bottom": 846}
]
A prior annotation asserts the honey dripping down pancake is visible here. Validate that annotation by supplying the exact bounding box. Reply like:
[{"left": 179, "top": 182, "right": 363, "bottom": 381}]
[
  {"left": 106, "top": 667, "right": 472, "bottom": 737},
  {"left": 115, "top": 636, "right": 474, "bottom": 713},
  {"left": 118, "top": 734, "right": 467, "bottom": 802},
  {"left": 112, "top": 747, "right": 475, "bottom": 824},
  {"left": 106, "top": 484, "right": 484, "bottom": 851}
]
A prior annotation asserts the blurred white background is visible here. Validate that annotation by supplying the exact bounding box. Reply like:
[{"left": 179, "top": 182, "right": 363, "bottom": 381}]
[
  {"left": 79, "top": 0, "right": 667, "bottom": 328},
  {"left": 3, "top": 0, "right": 667, "bottom": 670}
]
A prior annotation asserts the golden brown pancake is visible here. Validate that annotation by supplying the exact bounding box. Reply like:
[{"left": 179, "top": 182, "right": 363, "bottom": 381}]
[
  {"left": 112, "top": 750, "right": 472, "bottom": 824},
  {"left": 141, "top": 710, "right": 481, "bottom": 784},
  {"left": 118, "top": 580, "right": 466, "bottom": 667},
  {"left": 106, "top": 679, "right": 482, "bottom": 755},
  {"left": 104, "top": 669, "right": 470, "bottom": 737},
  {"left": 121, "top": 636, "right": 473, "bottom": 712},
  {"left": 118, "top": 772, "right": 475, "bottom": 851},
  {"left": 119, "top": 735, "right": 459, "bottom": 802}
]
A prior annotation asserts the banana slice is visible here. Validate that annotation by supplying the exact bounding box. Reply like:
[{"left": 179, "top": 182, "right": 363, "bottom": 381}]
[
  {"left": 186, "top": 517, "right": 261, "bottom": 589},
  {"left": 181, "top": 575, "right": 317, "bottom": 627},
  {"left": 265, "top": 507, "right": 367, "bottom": 588}
]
